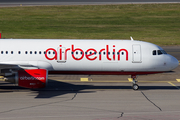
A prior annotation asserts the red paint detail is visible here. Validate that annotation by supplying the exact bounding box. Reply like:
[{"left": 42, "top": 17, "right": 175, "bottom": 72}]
[
  {"left": 71, "top": 45, "right": 84, "bottom": 60},
  {"left": 65, "top": 48, "right": 70, "bottom": 60},
  {"left": 59, "top": 48, "right": 62, "bottom": 60},
  {"left": 118, "top": 49, "right": 128, "bottom": 61},
  {"left": 106, "top": 45, "right": 111, "bottom": 60},
  {"left": 18, "top": 69, "right": 47, "bottom": 89},
  {"left": 49, "top": 71, "right": 163, "bottom": 75},
  {"left": 99, "top": 48, "right": 105, "bottom": 60},
  {"left": 113, "top": 48, "right": 115, "bottom": 60},
  {"left": 0, "top": 33, "right": 1, "bottom": 39},
  {"left": 59, "top": 45, "right": 62, "bottom": 47},
  {"left": 85, "top": 48, "right": 97, "bottom": 61},
  {"left": 45, "top": 48, "right": 57, "bottom": 60}
]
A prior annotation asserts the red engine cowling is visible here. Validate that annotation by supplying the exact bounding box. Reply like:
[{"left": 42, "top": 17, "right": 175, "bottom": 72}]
[{"left": 5, "top": 69, "right": 47, "bottom": 89}]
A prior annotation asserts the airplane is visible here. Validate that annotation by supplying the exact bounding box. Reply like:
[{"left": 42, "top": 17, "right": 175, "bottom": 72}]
[{"left": 0, "top": 36, "right": 178, "bottom": 90}]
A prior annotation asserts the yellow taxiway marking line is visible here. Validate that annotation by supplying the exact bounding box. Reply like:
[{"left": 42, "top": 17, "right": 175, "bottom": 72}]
[
  {"left": 80, "top": 78, "right": 89, "bottom": 81},
  {"left": 168, "top": 82, "right": 180, "bottom": 90},
  {"left": 55, "top": 80, "right": 178, "bottom": 83},
  {"left": 176, "top": 79, "right": 180, "bottom": 82}
]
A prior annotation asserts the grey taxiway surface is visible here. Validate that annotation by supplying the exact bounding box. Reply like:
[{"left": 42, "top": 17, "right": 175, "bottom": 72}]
[{"left": 0, "top": 46, "right": 179, "bottom": 120}]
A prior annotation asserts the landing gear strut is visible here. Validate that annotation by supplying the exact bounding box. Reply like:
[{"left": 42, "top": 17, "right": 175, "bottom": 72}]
[{"left": 131, "top": 75, "right": 139, "bottom": 90}]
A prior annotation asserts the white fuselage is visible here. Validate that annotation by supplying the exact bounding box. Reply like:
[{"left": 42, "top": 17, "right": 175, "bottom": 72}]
[{"left": 0, "top": 39, "right": 178, "bottom": 75}]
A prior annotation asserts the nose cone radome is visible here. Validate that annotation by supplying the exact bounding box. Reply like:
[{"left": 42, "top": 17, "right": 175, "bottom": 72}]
[{"left": 170, "top": 56, "right": 179, "bottom": 70}]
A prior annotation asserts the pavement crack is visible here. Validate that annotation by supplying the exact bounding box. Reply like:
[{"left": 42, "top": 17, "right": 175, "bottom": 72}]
[
  {"left": 141, "top": 91, "right": 162, "bottom": 111},
  {"left": 71, "top": 92, "right": 77, "bottom": 100},
  {"left": 117, "top": 112, "right": 124, "bottom": 118}
]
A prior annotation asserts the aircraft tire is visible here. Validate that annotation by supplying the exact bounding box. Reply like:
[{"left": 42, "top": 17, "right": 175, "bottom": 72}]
[{"left": 132, "top": 84, "right": 139, "bottom": 90}]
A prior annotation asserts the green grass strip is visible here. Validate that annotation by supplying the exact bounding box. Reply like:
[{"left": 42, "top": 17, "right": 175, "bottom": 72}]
[{"left": 0, "top": 4, "right": 180, "bottom": 45}]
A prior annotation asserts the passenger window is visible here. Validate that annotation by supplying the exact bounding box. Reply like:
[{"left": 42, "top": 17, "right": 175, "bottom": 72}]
[
  {"left": 30, "top": 51, "right": 32, "bottom": 54},
  {"left": 39, "top": 51, "right": 41, "bottom": 54},
  {"left": 34, "top": 51, "right": 37, "bottom": 54},
  {"left": 44, "top": 51, "right": 46, "bottom": 54},
  {"left": 153, "top": 50, "right": 156, "bottom": 55},
  {"left": 6, "top": 51, "right": 8, "bottom": 54},
  {"left": 18, "top": 51, "right": 21, "bottom": 54},
  {"left": 11, "top": 51, "right": 13, "bottom": 54},
  {"left": 122, "top": 52, "right": 124, "bottom": 55},
  {"left": 25, "top": 51, "right": 28, "bottom": 54},
  {"left": 1, "top": 51, "right": 3, "bottom": 54}
]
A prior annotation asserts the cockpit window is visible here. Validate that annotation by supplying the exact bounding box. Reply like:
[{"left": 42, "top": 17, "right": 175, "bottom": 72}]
[
  {"left": 161, "top": 50, "right": 167, "bottom": 54},
  {"left": 157, "top": 50, "right": 163, "bottom": 55},
  {"left": 153, "top": 50, "right": 156, "bottom": 55},
  {"left": 153, "top": 50, "right": 167, "bottom": 55}
]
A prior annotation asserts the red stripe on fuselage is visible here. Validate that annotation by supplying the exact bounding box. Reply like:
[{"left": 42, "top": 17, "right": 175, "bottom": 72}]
[{"left": 48, "top": 71, "right": 163, "bottom": 75}]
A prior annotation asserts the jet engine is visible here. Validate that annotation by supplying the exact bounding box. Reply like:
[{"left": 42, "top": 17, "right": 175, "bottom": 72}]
[{"left": 5, "top": 69, "right": 47, "bottom": 89}]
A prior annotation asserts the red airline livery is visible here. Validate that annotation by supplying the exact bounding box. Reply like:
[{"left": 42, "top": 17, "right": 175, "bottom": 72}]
[{"left": 0, "top": 38, "right": 178, "bottom": 90}]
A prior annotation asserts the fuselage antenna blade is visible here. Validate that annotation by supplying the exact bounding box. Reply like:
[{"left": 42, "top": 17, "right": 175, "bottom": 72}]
[{"left": 130, "top": 36, "right": 134, "bottom": 41}]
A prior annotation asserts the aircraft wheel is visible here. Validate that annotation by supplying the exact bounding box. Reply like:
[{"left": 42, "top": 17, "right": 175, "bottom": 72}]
[{"left": 132, "top": 84, "right": 139, "bottom": 90}]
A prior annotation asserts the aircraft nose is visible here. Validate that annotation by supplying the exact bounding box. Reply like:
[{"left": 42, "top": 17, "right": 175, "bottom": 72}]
[{"left": 170, "top": 56, "right": 179, "bottom": 69}]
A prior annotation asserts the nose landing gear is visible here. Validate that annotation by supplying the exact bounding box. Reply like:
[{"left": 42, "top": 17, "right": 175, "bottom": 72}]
[{"left": 131, "top": 75, "right": 139, "bottom": 90}]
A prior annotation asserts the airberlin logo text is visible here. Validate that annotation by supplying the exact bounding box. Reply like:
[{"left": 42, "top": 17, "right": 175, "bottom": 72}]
[
  {"left": 20, "top": 76, "right": 45, "bottom": 81},
  {"left": 45, "top": 45, "right": 128, "bottom": 61}
]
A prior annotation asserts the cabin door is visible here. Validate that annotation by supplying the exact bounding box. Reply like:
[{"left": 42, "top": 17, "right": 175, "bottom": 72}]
[{"left": 132, "top": 44, "right": 142, "bottom": 63}]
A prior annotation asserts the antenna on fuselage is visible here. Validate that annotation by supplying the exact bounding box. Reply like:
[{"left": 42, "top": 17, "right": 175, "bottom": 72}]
[{"left": 130, "top": 36, "right": 134, "bottom": 41}]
